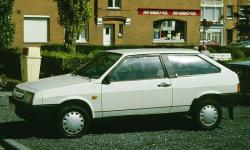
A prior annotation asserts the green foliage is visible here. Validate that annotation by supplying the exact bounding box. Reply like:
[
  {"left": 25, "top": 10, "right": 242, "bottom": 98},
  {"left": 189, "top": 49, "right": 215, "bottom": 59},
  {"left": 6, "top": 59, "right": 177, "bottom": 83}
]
[
  {"left": 231, "top": 49, "right": 245, "bottom": 59},
  {"left": 40, "top": 50, "right": 100, "bottom": 77},
  {"left": 207, "top": 45, "right": 250, "bottom": 57},
  {"left": 56, "top": 0, "right": 91, "bottom": 52},
  {"left": 0, "top": 0, "right": 15, "bottom": 48}
]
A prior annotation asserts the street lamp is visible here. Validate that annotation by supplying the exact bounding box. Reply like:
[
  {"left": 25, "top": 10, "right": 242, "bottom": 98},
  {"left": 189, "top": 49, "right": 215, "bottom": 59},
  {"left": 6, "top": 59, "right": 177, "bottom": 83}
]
[{"left": 202, "top": 19, "right": 208, "bottom": 46}]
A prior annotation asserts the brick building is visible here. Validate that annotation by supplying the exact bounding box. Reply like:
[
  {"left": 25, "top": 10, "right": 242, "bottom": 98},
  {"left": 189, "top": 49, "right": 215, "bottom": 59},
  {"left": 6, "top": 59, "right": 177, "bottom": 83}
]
[
  {"left": 12, "top": 0, "right": 201, "bottom": 48},
  {"left": 11, "top": 0, "right": 250, "bottom": 48},
  {"left": 12, "top": 0, "right": 64, "bottom": 48},
  {"left": 237, "top": 0, "right": 250, "bottom": 40},
  {"left": 200, "top": 0, "right": 238, "bottom": 45},
  {"left": 200, "top": 0, "right": 250, "bottom": 45}
]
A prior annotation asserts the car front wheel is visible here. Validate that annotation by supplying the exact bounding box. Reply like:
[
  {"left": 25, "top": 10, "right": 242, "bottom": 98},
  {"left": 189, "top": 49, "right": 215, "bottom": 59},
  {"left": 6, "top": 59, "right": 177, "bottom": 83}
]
[
  {"left": 57, "top": 105, "right": 91, "bottom": 138},
  {"left": 192, "top": 99, "right": 222, "bottom": 130}
]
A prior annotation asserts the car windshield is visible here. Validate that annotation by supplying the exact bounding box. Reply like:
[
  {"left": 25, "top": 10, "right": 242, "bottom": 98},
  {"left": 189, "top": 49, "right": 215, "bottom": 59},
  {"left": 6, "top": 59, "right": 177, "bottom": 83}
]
[{"left": 72, "top": 52, "right": 121, "bottom": 79}]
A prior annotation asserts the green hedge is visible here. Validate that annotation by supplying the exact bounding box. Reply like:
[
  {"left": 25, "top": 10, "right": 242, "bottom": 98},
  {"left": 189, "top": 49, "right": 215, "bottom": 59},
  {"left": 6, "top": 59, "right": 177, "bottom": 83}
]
[
  {"left": 40, "top": 50, "right": 100, "bottom": 77},
  {"left": 207, "top": 45, "right": 250, "bottom": 58},
  {"left": 0, "top": 48, "right": 21, "bottom": 80},
  {"left": 41, "top": 44, "right": 195, "bottom": 54}
]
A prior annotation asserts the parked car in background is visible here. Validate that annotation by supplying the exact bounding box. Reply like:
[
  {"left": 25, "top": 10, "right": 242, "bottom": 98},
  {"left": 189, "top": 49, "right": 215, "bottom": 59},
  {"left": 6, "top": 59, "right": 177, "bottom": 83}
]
[
  {"left": 227, "top": 61, "right": 250, "bottom": 105},
  {"left": 231, "top": 41, "right": 250, "bottom": 48},
  {"left": 10, "top": 49, "right": 240, "bottom": 138}
]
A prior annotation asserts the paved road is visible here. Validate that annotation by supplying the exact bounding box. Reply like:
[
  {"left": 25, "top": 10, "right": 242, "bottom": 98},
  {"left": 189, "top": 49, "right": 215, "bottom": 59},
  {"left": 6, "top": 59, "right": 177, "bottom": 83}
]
[{"left": 0, "top": 93, "right": 30, "bottom": 149}]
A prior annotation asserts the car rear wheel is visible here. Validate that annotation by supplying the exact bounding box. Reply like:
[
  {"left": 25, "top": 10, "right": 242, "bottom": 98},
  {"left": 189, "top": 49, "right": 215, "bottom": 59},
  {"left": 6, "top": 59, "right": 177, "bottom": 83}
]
[
  {"left": 57, "top": 105, "right": 91, "bottom": 138},
  {"left": 192, "top": 99, "right": 222, "bottom": 130}
]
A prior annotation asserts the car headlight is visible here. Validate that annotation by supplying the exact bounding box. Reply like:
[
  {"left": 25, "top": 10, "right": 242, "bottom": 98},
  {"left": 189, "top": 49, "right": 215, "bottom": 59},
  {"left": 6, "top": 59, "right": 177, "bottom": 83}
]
[
  {"left": 13, "top": 88, "right": 34, "bottom": 104},
  {"left": 23, "top": 91, "right": 34, "bottom": 104}
]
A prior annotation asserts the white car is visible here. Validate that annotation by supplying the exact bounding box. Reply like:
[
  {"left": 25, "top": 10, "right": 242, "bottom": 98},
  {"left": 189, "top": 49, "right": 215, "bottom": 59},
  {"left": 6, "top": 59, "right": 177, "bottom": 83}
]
[{"left": 10, "top": 49, "right": 240, "bottom": 138}]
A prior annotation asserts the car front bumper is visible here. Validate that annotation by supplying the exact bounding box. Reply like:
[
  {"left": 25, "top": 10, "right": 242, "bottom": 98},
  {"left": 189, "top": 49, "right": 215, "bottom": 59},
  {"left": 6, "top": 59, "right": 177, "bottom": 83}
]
[{"left": 9, "top": 96, "right": 58, "bottom": 120}]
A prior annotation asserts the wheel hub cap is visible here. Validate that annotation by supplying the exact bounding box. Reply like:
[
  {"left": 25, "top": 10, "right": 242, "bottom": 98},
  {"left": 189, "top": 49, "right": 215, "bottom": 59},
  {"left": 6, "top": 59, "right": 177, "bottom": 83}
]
[
  {"left": 200, "top": 105, "right": 218, "bottom": 126},
  {"left": 62, "top": 111, "right": 84, "bottom": 135}
]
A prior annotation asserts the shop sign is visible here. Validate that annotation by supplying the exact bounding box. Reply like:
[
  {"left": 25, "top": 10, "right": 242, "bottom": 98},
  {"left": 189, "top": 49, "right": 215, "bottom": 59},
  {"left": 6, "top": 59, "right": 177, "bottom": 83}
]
[{"left": 138, "top": 8, "right": 200, "bottom": 16}]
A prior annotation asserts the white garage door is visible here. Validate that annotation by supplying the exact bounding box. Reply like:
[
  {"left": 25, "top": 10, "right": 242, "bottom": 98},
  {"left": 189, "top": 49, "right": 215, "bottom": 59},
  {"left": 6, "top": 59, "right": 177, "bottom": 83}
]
[{"left": 24, "top": 17, "right": 49, "bottom": 43}]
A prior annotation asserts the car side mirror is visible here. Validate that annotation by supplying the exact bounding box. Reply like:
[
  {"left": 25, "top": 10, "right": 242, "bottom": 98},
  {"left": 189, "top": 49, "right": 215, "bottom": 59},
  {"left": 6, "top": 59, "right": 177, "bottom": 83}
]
[{"left": 102, "top": 76, "right": 111, "bottom": 85}]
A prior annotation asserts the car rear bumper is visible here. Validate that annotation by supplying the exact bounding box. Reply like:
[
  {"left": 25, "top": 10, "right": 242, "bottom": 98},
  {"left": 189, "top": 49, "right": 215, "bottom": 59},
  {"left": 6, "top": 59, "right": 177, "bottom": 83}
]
[
  {"left": 221, "top": 93, "right": 246, "bottom": 106},
  {"left": 9, "top": 96, "right": 58, "bottom": 120}
]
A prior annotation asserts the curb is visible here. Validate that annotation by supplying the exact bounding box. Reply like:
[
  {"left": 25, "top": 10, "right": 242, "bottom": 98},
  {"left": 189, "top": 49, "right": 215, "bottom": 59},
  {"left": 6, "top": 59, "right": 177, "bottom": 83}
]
[{"left": 0, "top": 137, "right": 30, "bottom": 150}]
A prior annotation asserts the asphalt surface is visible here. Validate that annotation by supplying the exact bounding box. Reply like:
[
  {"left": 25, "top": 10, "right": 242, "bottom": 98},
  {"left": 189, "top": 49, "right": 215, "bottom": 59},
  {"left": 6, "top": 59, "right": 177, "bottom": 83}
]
[{"left": 1, "top": 93, "right": 250, "bottom": 149}]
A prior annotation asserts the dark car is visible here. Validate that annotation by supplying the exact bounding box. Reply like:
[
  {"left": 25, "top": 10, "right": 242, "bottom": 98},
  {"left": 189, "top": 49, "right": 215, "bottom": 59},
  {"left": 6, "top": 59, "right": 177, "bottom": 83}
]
[
  {"left": 231, "top": 41, "right": 250, "bottom": 48},
  {"left": 227, "top": 61, "right": 250, "bottom": 105}
]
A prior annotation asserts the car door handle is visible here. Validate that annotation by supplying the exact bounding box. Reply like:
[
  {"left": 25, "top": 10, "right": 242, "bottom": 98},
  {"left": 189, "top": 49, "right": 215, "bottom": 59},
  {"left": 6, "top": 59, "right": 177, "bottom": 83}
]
[{"left": 158, "top": 82, "right": 171, "bottom": 87}]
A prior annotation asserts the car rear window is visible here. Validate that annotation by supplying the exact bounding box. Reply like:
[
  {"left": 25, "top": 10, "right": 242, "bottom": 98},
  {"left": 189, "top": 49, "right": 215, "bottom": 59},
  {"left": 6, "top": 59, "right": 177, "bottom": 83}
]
[{"left": 167, "top": 55, "right": 220, "bottom": 76}]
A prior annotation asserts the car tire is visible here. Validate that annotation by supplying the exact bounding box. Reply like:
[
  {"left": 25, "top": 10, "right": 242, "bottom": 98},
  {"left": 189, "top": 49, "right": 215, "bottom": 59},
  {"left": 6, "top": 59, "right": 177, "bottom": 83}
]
[
  {"left": 57, "top": 105, "right": 91, "bottom": 138},
  {"left": 192, "top": 99, "right": 222, "bottom": 130}
]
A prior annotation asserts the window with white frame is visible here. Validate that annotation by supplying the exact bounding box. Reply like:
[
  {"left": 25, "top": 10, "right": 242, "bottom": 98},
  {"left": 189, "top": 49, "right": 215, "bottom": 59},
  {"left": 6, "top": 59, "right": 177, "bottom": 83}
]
[
  {"left": 239, "top": 7, "right": 246, "bottom": 19},
  {"left": 108, "top": 0, "right": 121, "bottom": 9},
  {"left": 153, "top": 20, "right": 186, "bottom": 43},
  {"left": 24, "top": 16, "right": 50, "bottom": 43},
  {"left": 200, "top": 31, "right": 222, "bottom": 45},
  {"left": 201, "top": 7, "right": 222, "bottom": 21},
  {"left": 76, "top": 25, "right": 88, "bottom": 43}
]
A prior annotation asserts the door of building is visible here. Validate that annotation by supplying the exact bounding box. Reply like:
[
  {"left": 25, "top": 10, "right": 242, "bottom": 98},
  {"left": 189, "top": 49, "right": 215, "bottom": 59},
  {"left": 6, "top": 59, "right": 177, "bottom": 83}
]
[
  {"left": 103, "top": 25, "right": 114, "bottom": 46},
  {"left": 227, "top": 29, "right": 233, "bottom": 45}
]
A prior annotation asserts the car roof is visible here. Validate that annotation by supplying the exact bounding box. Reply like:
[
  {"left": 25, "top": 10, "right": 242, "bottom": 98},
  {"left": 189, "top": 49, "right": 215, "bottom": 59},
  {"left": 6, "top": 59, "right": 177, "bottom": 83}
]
[{"left": 104, "top": 48, "right": 199, "bottom": 56}]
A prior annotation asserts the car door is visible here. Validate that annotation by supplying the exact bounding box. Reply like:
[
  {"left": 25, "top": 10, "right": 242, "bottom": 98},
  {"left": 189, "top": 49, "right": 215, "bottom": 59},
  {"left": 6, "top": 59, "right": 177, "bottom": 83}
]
[
  {"left": 101, "top": 55, "right": 173, "bottom": 117},
  {"left": 162, "top": 54, "right": 222, "bottom": 112}
]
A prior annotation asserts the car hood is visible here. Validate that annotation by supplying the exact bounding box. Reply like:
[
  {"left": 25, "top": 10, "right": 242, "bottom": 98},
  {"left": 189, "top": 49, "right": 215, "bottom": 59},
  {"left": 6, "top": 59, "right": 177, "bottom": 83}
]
[{"left": 18, "top": 74, "right": 90, "bottom": 91}]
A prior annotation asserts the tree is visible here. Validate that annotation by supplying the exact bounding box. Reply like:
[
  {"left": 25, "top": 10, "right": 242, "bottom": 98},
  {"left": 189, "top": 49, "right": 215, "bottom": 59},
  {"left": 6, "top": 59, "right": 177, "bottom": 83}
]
[
  {"left": 56, "top": 0, "right": 91, "bottom": 52},
  {"left": 0, "top": 0, "right": 15, "bottom": 49},
  {"left": 235, "top": 7, "right": 250, "bottom": 41}
]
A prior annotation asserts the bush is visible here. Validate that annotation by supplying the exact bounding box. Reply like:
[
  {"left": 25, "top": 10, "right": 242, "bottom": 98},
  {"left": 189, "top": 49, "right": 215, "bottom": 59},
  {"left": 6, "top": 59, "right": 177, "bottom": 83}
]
[
  {"left": 40, "top": 50, "right": 100, "bottom": 77},
  {"left": 207, "top": 45, "right": 250, "bottom": 59},
  {"left": 0, "top": 0, "right": 15, "bottom": 48},
  {"left": 240, "top": 47, "right": 250, "bottom": 57},
  {"left": 231, "top": 49, "right": 245, "bottom": 59},
  {"left": 0, "top": 48, "right": 21, "bottom": 80}
]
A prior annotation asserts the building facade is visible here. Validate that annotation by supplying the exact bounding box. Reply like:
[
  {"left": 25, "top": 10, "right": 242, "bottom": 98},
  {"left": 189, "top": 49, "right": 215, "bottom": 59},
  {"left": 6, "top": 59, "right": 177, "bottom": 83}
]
[
  {"left": 200, "top": 0, "right": 250, "bottom": 46},
  {"left": 237, "top": 0, "right": 250, "bottom": 40},
  {"left": 92, "top": 0, "right": 201, "bottom": 46},
  {"left": 12, "top": 0, "right": 64, "bottom": 48},
  {"left": 200, "top": 0, "right": 238, "bottom": 46},
  {"left": 12, "top": 0, "right": 201, "bottom": 48},
  {"left": 12, "top": 0, "right": 249, "bottom": 48}
]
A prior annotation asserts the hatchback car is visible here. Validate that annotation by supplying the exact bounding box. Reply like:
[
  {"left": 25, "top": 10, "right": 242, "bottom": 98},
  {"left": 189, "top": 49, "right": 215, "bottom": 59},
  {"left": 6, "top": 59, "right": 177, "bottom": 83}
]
[{"left": 10, "top": 49, "right": 240, "bottom": 138}]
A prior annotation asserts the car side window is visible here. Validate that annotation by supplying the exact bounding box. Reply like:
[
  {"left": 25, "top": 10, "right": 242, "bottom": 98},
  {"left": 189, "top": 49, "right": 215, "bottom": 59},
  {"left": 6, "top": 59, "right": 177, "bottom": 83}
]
[
  {"left": 167, "top": 55, "right": 220, "bottom": 76},
  {"left": 110, "top": 56, "right": 165, "bottom": 81}
]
